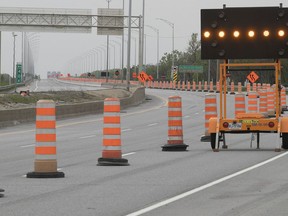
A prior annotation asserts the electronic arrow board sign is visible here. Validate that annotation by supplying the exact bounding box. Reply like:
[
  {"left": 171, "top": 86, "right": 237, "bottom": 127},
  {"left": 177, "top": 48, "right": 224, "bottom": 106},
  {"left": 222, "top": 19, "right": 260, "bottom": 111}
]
[{"left": 201, "top": 6, "right": 288, "bottom": 59}]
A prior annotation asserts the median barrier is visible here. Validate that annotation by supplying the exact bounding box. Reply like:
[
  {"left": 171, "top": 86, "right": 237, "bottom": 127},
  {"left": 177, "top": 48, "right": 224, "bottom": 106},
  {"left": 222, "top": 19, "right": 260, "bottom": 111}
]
[{"left": 0, "top": 87, "right": 145, "bottom": 128}]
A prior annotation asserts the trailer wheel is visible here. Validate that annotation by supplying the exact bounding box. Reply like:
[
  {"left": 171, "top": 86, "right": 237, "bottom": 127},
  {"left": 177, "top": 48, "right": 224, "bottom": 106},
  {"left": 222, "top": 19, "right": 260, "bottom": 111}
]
[
  {"left": 211, "top": 133, "right": 216, "bottom": 150},
  {"left": 282, "top": 133, "right": 288, "bottom": 149}
]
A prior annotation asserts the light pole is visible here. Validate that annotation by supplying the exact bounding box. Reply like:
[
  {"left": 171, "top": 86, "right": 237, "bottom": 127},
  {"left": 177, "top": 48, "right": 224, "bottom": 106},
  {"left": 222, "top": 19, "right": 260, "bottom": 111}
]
[
  {"left": 105, "top": 0, "right": 112, "bottom": 82},
  {"left": 157, "top": 18, "right": 174, "bottom": 78},
  {"left": 146, "top": 25, "right": 159, "bottom": 79},
  {"left": 12, "top": 32, "right": 17, "bottom": 92}
]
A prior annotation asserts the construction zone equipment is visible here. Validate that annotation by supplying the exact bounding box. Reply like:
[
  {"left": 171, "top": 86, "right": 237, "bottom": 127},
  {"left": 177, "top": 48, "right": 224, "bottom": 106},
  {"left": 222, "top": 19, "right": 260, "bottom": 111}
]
[
  {"left": 98, "top": 98, "right": 129, "bottom": 166},
  {"left": 209, "top": 81, "right": 214, "bottom": 92},
  {"left": 281, "top": 87, "right": 287, "bottom": 112},
  {"left": 234, "top": 93, "right": 246, "bottom": 116},
  {"left": 259, "top": 90, "right": 268, "bottom": 117},
  {"left": 162, "top": 96, "right": 188, "bottom": 151},
  {"left": 201, "top": 94, "right": 217, "bottom": 142},
  {"left": 230, "top": 82, "right": 235, "bottom": 94},
  {"left": 208, "top": 60, "right": 288, "bottom": 151},
  {"left": 27, "top": 100, "right": 64, "bottom": 178},
  {"left": 247, "top": 91, "right": 258, "bottom": 113},
  {"left": 0, "top": 188, "right": 4, "bottom": 198}
]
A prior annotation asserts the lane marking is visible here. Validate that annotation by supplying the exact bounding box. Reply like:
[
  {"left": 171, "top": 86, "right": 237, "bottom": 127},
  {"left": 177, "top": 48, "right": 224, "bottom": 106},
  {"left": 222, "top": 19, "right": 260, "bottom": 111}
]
[
  {"left": 122, "top": 152, "right": 136, "bottom": 157},
  {"left": 79, "top": 135, "right": 96, "bottom": 139},
  {"left": 147, "top": 123, "right": 158, "bottom": 127},
  {"left": 122, "top": 128, "right": 132, "bottom": 132},
  {"left": 184, "top": 115, "right": 190, "bottom": 118},
  {"left": 20, "top": 144, "right": 35, "bottom": 148},
  {"left": 126, "top": 151, "right": 288, "bottom": 216}
]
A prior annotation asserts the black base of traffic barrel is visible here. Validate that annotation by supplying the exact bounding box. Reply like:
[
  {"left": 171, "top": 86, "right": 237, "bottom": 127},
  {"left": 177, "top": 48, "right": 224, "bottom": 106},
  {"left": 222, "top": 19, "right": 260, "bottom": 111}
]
[
  {"left": 161, "top": 144, "right": 188, "bottom": 151},
  {"left": 97, "top": 158, "right": 129, "bottom": 166},
  {"left": 200, "top": 135, "right": 211, "bottom": 142},
  {"left": 0, "top": 188, "right": 4, "bottom": 198},
  {"left": 26, "top": 171, "right": 65, "bottom": 178}
]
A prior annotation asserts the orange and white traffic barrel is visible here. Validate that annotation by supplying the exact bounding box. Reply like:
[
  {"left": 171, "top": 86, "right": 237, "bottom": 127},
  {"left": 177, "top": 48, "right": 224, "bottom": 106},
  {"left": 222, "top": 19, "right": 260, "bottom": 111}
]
[
  {"left": 247, "top": 91, "right": 258, "bottom": 113},
  {"left": 27, "top": 100, "right": 64, "bottom": 178},
  {"left": 187, "top": 81, "right": 191, "bottom": 91},
  {"left": 201, "top": 94, "right": 217, "bottom": 142},
  {"left": 216, "top": 81, "right": 220, "bottom": 93},
  {"left": 181, "top": 81, "right": 186, "bottom": 91},
  {"left": 230, "top": 81, "right": 235, "bottom": 94},
  {"left": 281, "top": 87, "right": 287, "bottom": 111},
  {"left": 209, "top": 81, "right": 214, "bottom": 92},
  {"left": 192, "top": 81, "right": 196, "bottom": 91},
  {"left": 267, "top": 88, "right": 275, "bottom": 116},
  {"left": 237, "top": 82, "right": 242, "bottom": 93},
  {"left": 252, "top": 83, "right": 257, "bottom": 92},
  {"left": 259, "top": 90, "right": 268, "bottom": 116},
  {"left": 246, "top": 82, "right": 251, "bottom": 93},
  {"left": 234, "top": 93, "right": 246, "bottom": 117},
  {"left": 98, "top": 98, "right": 129, "bottom": 165},
  {"left": 162, "top": 96, "right": 188, "bottom": 151},
  {"left": 198, "top": 81, "right": 202, "bottom": 92},
  {"left": 203, "top": 81, "right": 208, "bottom": 92}
]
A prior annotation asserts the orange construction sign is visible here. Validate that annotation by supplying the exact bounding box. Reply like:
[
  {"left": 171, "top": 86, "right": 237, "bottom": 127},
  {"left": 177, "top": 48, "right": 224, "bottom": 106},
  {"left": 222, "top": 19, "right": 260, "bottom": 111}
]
[
  {"left": 247, "top": 71, "right": 259, "bottom": 83},
  {"left": 137, "top": 71, "right": 149, "bottom": 82}
]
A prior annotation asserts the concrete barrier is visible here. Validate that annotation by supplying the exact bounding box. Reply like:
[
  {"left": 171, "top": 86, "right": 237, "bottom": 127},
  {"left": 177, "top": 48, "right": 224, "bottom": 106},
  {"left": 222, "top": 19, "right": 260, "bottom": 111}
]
[{"left": 0, "top": 87, "right": 145, "bottom": 128}]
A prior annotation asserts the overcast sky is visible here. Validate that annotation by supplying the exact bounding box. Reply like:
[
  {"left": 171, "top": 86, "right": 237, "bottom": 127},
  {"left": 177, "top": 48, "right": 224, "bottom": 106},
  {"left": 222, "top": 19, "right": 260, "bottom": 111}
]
[{"left": 0, "top": 0, "right": 285, "bottom": 78}]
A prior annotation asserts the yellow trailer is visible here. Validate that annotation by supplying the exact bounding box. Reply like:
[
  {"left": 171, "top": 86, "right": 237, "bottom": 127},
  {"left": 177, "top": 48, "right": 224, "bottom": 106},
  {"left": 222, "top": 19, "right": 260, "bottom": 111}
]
[{"left": 208, "top": 60, "right": 288, "bottom": 151}]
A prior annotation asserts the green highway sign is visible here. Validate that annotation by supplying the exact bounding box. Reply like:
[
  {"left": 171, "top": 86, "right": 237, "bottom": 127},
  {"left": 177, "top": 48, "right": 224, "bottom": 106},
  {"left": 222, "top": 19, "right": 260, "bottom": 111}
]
[
  {"left": 16, "top": 63, "right": 22, "bottom": 83},
  {"left": 179, "top": 65, "right": 203, "bottom": 73}
]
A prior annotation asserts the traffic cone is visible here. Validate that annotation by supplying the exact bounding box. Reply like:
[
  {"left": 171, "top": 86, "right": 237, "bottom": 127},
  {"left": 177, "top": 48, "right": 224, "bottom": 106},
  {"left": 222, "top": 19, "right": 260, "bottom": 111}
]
[
  {"left": 98, "top": 98, "right": 129, "bottom": 166},
  {"left": 162, "top": 96, "right": 188, "bottom": 151},
  {"left": 201, "top": 94, "right": 217, "bottom": 142},
  {"left": 27, "top": 100, "right": 64, "bottom": 178}
]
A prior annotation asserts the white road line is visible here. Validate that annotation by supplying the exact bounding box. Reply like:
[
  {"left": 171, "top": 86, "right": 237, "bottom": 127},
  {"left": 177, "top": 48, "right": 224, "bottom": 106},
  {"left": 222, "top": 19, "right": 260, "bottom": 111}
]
[
  {"left": 79, "top": 135, "right": 96, "bottom": 139},
  {"left": 195, "top": 112, "right": 199, "bottom": 115},
  {"left": 125, "top": 151, "right": 288, "bottom": 216},
  {"left": 20, "top": 144, "right": 35, "bottom": 148},
  {"left": 184, "top": 115, "right": 190, "bottom": 118},
  {"left": 122, "top": 128, "right": 132, "bottom": 132},
  {"left": 34, "top": 80, "right": 39, "bottom": 91},
  {"left": 122, "top": 152, "right": 136, "bottom": 157},
  {"left": 147, "top": 123, "right": 158, "bottom": 127}
]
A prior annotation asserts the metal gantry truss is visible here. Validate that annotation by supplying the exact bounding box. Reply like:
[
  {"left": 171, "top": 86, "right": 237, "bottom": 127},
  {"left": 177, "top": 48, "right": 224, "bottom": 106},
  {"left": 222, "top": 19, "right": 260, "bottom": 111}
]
[{"left": 0, "top": 12, "right": 140, "bottom": 32}]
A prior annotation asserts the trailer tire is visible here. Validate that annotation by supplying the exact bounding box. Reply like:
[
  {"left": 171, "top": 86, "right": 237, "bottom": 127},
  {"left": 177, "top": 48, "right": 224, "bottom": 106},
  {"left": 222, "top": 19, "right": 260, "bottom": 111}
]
[
  {"left": 211, "top": 133, "right": 216, "bottom": 150},
  {"left": 282, "top": 133, "right": 288, "bottom": 149}
]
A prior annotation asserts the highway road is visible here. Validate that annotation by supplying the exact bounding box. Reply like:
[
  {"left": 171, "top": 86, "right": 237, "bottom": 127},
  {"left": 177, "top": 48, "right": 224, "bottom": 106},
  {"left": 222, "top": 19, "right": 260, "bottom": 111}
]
[
  {"left": 18, "top": 78, "right": 106, "bottom": 92},
  {"left": 0, "top": 87, "right": 288, "bottom": 216}
]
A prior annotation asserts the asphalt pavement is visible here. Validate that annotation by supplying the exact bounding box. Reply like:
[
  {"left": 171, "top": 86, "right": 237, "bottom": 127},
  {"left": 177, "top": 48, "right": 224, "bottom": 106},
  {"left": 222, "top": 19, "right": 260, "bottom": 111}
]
[{"left": 0, "top": 87, "right": 288, "bottom": 216}]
